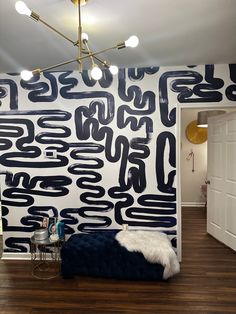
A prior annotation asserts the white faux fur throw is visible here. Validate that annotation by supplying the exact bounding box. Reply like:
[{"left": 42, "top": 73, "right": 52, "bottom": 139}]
[{"left": 115, "top": 230, "right": 180, "bottom": 279}]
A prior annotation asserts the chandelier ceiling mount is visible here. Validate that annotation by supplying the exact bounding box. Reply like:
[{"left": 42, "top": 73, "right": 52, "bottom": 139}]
[{"left": 71, "top": 0, "right": 88, "bottom": 5}]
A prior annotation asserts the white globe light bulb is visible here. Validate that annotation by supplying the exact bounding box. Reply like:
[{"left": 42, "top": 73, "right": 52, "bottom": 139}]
[
  {"left": 21, "top": 70, "right": 33, "bottom": 81},
  {"left": 15, "top": 1, "right": 32, "bottom": 16},
  {"left": 125, "top": 35, "right": 139, "bottom": 48},
  {"left": 91, "top": 66, "right": 103, "bottom": 80},
  {"left": 109, "top": 65, "right": 118, "bottom": 75},
  {"left": 81, "top": 32, "right": 89, "bottom": 42}
]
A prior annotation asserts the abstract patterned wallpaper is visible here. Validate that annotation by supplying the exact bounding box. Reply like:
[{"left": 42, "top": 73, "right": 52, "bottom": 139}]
[{"left": 0, "top": 64, "right": 235, "bottom": 256}]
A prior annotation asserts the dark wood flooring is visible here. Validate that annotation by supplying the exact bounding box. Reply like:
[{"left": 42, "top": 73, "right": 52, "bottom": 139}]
[{"left": 0, "top": 207, "right": 236, "bottom": 314}]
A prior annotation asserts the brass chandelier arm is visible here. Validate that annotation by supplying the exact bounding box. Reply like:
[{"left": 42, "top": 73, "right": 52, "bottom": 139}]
[
  {"left": 36, "top": 45, "right": 119, "bottom": 73},
  {"left": 83, "top": 41, "right": 95, "bottom": 67},
  {"left": 34, "top": 15, "right": 76, "bottom": 46},
  {"left": 92, "top": 45, "right": 121, "bottom": 55},
  {"left": 93, "top": 56, "right": 110, "bottom": 68},
  {"left": 77, "top": 1, "right": 83, "bottom": 71},
  {"left": 39, "top": 58, "right": 78, "bottom": 72},
  {"left": 79, "top": 50, "right": 113, "bottom": 68}
]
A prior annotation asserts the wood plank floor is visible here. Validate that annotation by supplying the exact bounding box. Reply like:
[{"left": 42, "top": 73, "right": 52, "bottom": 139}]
[{"left": 0, "top": 207, "right": 236, "bottom": 314}]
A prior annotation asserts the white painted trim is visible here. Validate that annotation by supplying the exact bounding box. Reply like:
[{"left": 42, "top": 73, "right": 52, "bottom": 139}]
[
  {"left": 181, "top": 202, "right": 205, "bottom": 207},
  {"left": 0, "top": 204, "right": 2, "bottom": 235},
  {"left": 1, "top": 252, "right": 61, "bottom": 261},
  {"left": 176, "top": 105, "right": 182, "bottom": 262},
  {"left": 1, "top": 253, "right": 31, "bottom": 260}
]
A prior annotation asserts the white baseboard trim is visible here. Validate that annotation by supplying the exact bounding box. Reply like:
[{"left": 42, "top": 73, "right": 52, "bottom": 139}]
[
  {"left": 1, "top": 252, "right": 61, "bottom": 261},
  {"left": 181, "top": 202, "right": 206, "bottom": 207},
  {"left": 1, "top": 252, "right": 31, "bottom": 260}
]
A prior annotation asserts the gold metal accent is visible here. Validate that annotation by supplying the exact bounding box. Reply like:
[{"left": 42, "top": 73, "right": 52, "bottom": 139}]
[
  {"left": 71, "top": 0, "right": 88, "bottom": 6},
  {"left": 83, "top": 39, "right": 95, "bottom": 68},
  {"left": 77, "top": 0, "right": 83, "bottom": 72},
  {"left": 185, "top": 120, "right": 208, "bottom": 144},
  {"left": 117, "top": 42, "right": 126, "bottom": 49},
  {"left": 32, "top": 68, "right": 41, "bottom": 75},
  {"left": 30, "top": 11, "right": 39, "bottom": 22}
]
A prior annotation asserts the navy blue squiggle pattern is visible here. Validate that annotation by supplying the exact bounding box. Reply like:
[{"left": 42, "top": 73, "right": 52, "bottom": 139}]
[
  {"left": 59, "top": 71, "right": 113, "bottom": 95},
  {"left": 170, "top": 65, "right": 224, "bottom": 102},
  {"left": 159, "top": 71, "right": 202, "bottom": 127},
  {"left": 0, "top": 110, "right": 71, "bottom": 167},
  {"left": 68, "top": 142, "right": 113, "bottom": 232},
  {"left": 20, "top": 72, "right": 58, "bottom": 102},
  {"left": 226, "top": 64, "right": 236, "bottom": 101},
  {"left": 60, "top": 207, "right": 79, "bottom": 235},
  {"left": 0, "top": 79, "right": 18, "bottom": 109},
  {"left": 1, "top": 171, "right": 72, "bottom": 207},
  {"left": 36, "top": 111, "right": 71, "bottom": 152},
  {"left": 128, "top": 67, "right": 159, "bottom": 81},
  {"left": 4, "top": 237, "right": 31, "bottom": 253},
  {"left": 28, "top": 205, "right": 58, "bottom": 218},
  {"left": 156, "top": 132, "right": 176, "bottom": 195},
  {"left": 159, "top": 66, "right": 224, "bottom": 127},
  {"left": 118, "top": 68, "right": 156, "bottom": 110}
]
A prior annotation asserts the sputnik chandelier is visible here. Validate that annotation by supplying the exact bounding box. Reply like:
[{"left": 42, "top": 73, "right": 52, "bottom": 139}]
[{"left": 15, "top": 0, "right": 139, "bottom": 81}]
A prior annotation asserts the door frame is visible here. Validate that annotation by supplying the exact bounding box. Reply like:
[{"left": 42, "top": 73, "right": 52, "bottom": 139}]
[{"left": 176, "top": 103, "right": 236, "bottom": 261}]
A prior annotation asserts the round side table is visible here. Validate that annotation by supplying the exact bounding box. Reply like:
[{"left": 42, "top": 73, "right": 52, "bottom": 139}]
[{"left": 30, "top": 236, "right": 63, "bottom": 280}]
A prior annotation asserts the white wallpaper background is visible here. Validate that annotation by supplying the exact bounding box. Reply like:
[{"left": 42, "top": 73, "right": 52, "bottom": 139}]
[{"left": 0, "top": 64, "right": 235, "bottom": 256}]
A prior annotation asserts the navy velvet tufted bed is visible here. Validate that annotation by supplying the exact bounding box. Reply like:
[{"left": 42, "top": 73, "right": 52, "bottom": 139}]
[{"left": 60, "top": 231, "right": 165, "bottom": 281}]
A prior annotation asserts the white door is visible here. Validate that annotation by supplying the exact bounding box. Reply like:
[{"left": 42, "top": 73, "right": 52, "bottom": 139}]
[{"left": 207, "top": 111, "right": 236, "bottom": 251}]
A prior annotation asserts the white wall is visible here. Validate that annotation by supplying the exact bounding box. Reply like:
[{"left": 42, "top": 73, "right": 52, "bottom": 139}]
[{"left": 181, "top": 109, "right": 207, "bottom": 206}]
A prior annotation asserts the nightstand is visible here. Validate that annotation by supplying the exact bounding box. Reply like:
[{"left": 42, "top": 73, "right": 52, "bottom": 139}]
[{"left": 30, "top": 236, "right": 63, "bottom": 279}]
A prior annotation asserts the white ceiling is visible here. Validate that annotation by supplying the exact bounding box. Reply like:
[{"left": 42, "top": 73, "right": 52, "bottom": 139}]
[{"left": 0, "top": 0, "right": 236, "bottom": 73}]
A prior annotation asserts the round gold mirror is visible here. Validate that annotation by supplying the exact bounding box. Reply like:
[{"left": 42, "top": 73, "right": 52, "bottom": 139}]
[{"left": 185, "top": 120, "right": 207, "bottom": 144}]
